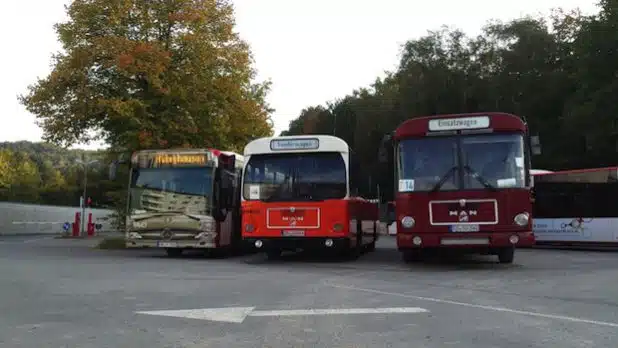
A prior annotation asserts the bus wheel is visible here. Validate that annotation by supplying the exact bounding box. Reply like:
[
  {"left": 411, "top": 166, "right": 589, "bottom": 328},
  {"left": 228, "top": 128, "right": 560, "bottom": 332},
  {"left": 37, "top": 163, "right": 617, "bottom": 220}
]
[
  {"left": 266, "top": 249, "right": 282, "bottom": 260},
  {"left": 497, "top": 247, "right": 515, "bottom": 264},
  {"left": 166, "top": 248, "right": 183, "bottom": 257},
  {"left": 402, "top": 250, "right": 422, "bottom": 263}
]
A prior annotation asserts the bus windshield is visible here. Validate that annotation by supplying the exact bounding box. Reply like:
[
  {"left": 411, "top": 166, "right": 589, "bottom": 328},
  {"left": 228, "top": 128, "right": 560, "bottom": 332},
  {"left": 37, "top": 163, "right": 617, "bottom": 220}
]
[
  {"left": 243, "top": 152, "right": 347, "bottom": 201},
  {"left": 129, "top": 166, "right": 214, "bottom": 214},
  {"left": 398, "top": 133, "right": 526, "bottom": 192}
]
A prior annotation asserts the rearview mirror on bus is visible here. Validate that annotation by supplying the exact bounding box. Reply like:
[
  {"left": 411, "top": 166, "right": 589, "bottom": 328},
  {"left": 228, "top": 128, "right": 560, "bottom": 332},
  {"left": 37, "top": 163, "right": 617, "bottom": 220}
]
[
  {"left": 213, "top": 168, "right": 229, "bottom": 222},
  {"left": 386, "top": 202, "right": 395, "bottom": 225},
  {"left": 531, "top": 135, "right": 541, "bottom": 155},
  {"left": 378, "top": 134, "right": 392, "bottom": 163},
  {"left": 213, "top": 153, "right": 236, "bottom": 222}
]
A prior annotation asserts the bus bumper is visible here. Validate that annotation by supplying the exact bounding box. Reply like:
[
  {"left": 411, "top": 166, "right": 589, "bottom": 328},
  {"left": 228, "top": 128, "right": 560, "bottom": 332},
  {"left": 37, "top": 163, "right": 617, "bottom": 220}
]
[
  {"left": 126, "top": 240, "right": 216, "bottom": 249},
  {"left": 397, "top": 231, "right": 535, "bottom": 249},
  {"left": 244, "top": 237, "right": 352, "bottom": 251}
]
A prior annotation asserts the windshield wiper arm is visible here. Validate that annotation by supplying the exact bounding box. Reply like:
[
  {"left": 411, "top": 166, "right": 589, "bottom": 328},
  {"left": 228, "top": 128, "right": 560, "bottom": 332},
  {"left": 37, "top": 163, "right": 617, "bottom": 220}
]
[
  {"left": 463, "top": 165, "right": 496, "bottom": 191},
  {"left": 430, "top": 166, "right": 458, "bottom": 193}
]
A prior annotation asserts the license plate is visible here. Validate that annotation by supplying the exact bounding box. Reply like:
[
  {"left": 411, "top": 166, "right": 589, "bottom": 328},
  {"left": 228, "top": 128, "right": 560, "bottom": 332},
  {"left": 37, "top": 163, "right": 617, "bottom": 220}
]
[
  {"left": 282, "top": 230, "right": 305, "bottom": 237},
  {"left": 157, "top": 241, "right": 178, "bottom": 248},
  {"left": 449, "top": 224, "right": 480, "bottom": 232}
]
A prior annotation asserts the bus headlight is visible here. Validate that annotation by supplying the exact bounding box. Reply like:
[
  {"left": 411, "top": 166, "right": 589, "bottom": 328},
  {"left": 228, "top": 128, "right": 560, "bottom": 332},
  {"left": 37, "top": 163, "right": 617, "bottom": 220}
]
[
  {"left": 401, "top": 216, "right": 415, "bottom": 228},
  {"left": 333, "top": 223, "right": 344, "bottom": 232},
  {"left": 195, "top": 232, "right": 216, "bottom": 240},
  {"left": 245, "top": 224, "right": 254, "bottom": 232},
  {"left": 514, "top": 213, "right": 529, "bottom": 226}
]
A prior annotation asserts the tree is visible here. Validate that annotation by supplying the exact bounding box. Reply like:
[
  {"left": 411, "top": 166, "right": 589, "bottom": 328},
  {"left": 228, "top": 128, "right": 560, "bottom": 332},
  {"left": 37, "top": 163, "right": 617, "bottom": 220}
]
[
  {"left": 0, "top": 149, "right": 15, "bottom": 190},
  {"left": 281, "top": 7, "right": 608, "bottom": 187},
  {"left": 19, "top": 0, "right": 273, "bottom": 152}
]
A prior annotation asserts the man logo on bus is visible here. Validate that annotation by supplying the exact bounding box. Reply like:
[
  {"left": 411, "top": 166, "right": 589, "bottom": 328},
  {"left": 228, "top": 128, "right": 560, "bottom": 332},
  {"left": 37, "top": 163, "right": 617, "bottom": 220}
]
[{"left": 448, "top": 199, "right": 478, "bottom": 222}]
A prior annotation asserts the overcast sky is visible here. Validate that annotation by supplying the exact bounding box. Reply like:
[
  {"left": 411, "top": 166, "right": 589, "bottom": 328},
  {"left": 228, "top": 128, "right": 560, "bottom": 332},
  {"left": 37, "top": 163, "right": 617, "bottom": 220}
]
[{"left": 0, "top": 0, "right": 599, "bottom": 149}]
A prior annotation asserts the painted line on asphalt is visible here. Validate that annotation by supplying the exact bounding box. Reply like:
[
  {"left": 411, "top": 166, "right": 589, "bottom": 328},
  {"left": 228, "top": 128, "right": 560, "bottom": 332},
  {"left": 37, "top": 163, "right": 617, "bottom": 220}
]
[{"left": 326, "top": 283, "right": 618, "bottom": 328}]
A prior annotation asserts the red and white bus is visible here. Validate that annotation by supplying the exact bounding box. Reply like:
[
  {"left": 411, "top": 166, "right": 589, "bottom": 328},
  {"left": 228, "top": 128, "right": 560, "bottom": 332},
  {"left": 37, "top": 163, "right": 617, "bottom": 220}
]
[
  {"left": 241, "top": 135, "right": 380, "bottom": 259},
  {"left": 378, "top": 112, "right": 537, "bottom": 263},
  {"left": 532, "top": 166, "right": 618, "bottom": 246}
]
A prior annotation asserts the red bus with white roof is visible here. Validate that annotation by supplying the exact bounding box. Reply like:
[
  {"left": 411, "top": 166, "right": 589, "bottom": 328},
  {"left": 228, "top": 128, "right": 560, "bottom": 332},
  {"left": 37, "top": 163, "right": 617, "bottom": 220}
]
[
  {"left": 378, "top": 112, "right": 538, "bottom": 263},
  {"left": 532, "top": 166, "right": 618, "bottom": 246},
  {"left": 241, "top": 135, "right": 380, "bottom": 259}
]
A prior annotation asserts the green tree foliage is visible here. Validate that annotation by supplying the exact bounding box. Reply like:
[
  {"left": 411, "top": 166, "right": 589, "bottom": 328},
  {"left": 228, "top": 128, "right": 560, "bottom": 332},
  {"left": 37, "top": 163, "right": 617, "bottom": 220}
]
[
  {"left": 282, "top": 6, "right": 616, "bottom": 196},
  {"left": 0, "top": 141, "right": 119, "bottom": 207},
  {"left": 19, "top": 0, "right": 273, "bottom": 153}
]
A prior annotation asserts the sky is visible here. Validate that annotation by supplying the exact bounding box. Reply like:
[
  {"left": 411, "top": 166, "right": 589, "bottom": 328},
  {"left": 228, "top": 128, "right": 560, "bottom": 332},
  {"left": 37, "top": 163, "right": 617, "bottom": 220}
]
[{"left": 0, "top": 0, "right": 600, "bottom": 150}]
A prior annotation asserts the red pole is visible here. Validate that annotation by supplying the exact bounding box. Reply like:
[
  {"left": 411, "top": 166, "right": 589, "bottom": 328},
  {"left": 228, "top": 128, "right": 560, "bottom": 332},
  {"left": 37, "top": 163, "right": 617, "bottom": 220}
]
[
  {"left": 87, "top": 213, "right": 95, "bottom": 236},
  {"left": 72, "top": 212, "right": 81, "bottom": 237}
]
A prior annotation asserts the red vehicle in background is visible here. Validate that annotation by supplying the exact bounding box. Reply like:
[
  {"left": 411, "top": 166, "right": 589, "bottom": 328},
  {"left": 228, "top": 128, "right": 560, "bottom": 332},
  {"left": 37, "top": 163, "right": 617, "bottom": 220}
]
[
  {"left": 378, "top": 112, "right": 539, "bottom": 263},
  {"left": 241, "top": 135, "right": 379, "bottom": 260}
]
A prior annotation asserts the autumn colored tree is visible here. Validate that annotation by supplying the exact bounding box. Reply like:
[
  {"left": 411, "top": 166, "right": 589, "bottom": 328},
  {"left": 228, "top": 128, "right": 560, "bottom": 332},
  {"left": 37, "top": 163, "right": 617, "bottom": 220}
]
[{"left": 20, "top": 0, "right": 273, "bottom": 153}]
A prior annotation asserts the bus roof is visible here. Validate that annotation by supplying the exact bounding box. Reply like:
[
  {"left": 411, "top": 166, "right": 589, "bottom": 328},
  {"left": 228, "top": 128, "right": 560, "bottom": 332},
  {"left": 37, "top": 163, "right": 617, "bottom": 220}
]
[
  {"left": 537, "top": 166, "right": 618, "bottom": 175},
  {"left": 133, "top": 148, "right": 240, "bottom": 155},
  {"left": 530, "top": 169, "right": 554, "bottom": 175},
  {"left": 394, "top": 112, "right": 527, "bottom": 139},
  {"left": 244, "top": 135, "right": 349, "bottom": 156},
  {"left": 533, "top": 166, "right": 618, "bottom": 183}
]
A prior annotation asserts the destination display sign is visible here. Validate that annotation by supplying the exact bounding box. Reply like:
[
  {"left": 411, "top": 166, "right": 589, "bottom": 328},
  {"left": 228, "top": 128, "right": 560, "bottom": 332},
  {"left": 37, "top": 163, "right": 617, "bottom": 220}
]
[
  {"left": 270, "top": 138, "right": 319, "bottom": 151},
  {"left": 133, "top": 152, "right": 210, "bottom": 167},
  {"left": 154, "top": 153, "right": 207, "bottom": 166},
  {"left": 428, "top": 116, "right": 490, "bottom": 131}
]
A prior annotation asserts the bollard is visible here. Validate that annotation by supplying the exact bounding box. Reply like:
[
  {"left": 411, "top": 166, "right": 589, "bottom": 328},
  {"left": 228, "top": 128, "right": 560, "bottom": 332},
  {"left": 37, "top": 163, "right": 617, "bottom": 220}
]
[
  {"left": 87, "top": 213, "right": 95, "bottom": 236},
  {"left": 72, "top": 212, "right": 81, "bottom": 237}
]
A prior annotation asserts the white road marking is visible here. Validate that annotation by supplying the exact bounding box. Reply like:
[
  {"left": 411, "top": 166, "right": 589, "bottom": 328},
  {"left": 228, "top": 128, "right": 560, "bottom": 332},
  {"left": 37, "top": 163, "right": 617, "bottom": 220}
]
[
  {"left": 136, "top": 306, "right": 429, "bottom": 323},
  {"left": 326, "top": 283, "right": 618, "bottom": 328}
]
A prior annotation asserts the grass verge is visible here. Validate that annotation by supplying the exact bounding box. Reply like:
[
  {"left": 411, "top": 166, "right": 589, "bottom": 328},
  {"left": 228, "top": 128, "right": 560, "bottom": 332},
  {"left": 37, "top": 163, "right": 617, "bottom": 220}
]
[{"left": 96, "top": 236, "right": 126, "bottom": 249}]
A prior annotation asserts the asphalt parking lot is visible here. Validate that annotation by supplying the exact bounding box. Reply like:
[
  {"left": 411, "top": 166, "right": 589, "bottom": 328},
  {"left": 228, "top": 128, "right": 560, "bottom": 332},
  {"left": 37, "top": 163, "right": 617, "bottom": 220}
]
[{"left": 1, "top": 235, "right": 617, "bottom": 348}]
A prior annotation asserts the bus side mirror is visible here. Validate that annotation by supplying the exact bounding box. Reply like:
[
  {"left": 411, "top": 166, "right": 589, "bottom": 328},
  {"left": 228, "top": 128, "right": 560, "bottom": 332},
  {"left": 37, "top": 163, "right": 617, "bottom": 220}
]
[
  {"left": 386, "top": 202, "right": 395, "bottom": 225},
  {"left": 377, "top": 134, "right": 394, "bottom": 203},
  {"left": 531, "top": 135, "right": 541, "bottom": 155},
  {"left": 378, "top": 134, "right": 392, "bottom": 163},
  {"left": 214, "top": 153, "right": 236, "bottom": 220},
  {"left": 213, "top": 167, "right": 228, "bottom": 222}
]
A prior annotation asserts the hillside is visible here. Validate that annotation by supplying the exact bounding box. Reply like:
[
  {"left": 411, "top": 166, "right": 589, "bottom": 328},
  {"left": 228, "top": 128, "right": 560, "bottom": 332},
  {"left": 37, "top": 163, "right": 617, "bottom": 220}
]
[{"left": 0, "top": 141, "right": 120, "bottom": 207}]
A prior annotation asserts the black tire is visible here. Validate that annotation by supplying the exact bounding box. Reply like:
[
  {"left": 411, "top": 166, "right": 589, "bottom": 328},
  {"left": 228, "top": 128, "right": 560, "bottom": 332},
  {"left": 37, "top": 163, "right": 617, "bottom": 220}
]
[
  {"left": 402, "top": 250, "right": 422, "bottom": 263},
  {"left": 498, "top": 247, "right": 515, "bottom": 264},
  {"left": 340, "top": 237, "right": 361, "bottom": 260},
  {"left": 366, "top": 221, "right": 377, "bottom": 252},
  {"left": 165, "top": 248, "right": 183, "bottom": 257}
]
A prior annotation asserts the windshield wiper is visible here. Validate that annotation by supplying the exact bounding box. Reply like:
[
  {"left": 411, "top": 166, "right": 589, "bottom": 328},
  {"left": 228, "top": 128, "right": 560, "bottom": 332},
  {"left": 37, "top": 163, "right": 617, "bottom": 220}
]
[
  {"left": 463, "top": 165, "right": 496, "bottom": 191},
  {"left": 430, "top": 166, "right": 458, "bottom": 193}
]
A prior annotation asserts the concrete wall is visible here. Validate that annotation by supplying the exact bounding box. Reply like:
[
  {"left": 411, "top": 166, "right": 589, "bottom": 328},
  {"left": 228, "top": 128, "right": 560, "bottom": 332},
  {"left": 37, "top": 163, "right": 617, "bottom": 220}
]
[{"left": 0, "top": 202, "right": 116, "bottom": 236}]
